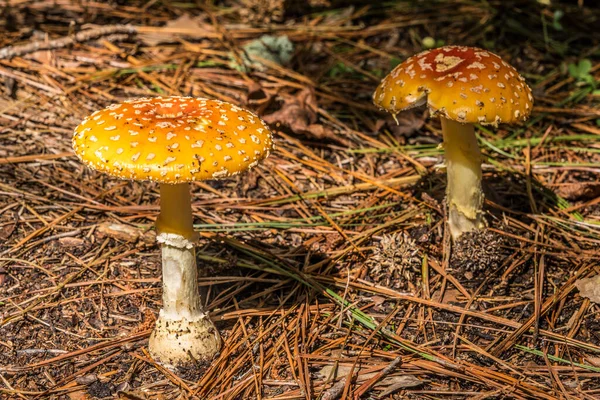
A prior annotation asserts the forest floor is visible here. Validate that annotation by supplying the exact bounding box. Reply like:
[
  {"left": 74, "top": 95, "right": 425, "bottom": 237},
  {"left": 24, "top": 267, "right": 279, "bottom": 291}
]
[{"left": 0, "top": 1, "right": 599, "bottom": 399}]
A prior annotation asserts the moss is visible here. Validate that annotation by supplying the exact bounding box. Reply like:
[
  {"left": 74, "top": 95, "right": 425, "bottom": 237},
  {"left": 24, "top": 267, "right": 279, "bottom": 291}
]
[{"left": 230, "top": 35, "right": 294, "bottom": 72}]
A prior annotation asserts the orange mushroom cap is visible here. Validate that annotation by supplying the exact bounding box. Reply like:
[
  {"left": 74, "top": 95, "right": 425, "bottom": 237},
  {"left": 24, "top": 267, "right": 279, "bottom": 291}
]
[
  {"left": 73, "top": 97, "right": 274, "bottom": 183},
  {"left": 373, "top": 46, "right": 533, "bottom": 127}
]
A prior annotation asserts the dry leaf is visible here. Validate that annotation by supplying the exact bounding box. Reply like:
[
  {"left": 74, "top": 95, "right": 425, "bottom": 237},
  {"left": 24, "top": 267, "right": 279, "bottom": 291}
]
[
  {"left": 67, "top": 390, "right": 90, "bottom": 400},
  {"left": 263, "top": 89, "right": 350, "bottom": 145},
  {"left": 319, "top": 363, "right": 371, "bottom": 381},
  {"left": 575, "top": 275, "right": 600, "bottom": 303},
  {"left": 0, "top": 219, "right": 16, "bottom": 240},
  {"left": 437, "top": 288, "right": 461, "bottom": 304},
  {"left": 389, "top": 110, "right": 426, "bottom": 136},
  {"left": 556, "top": 182, "right": 600, "bottom": 201},
  {"left": 96, "top": 222, "right": 154, "bottom": 244},
  {"left": 237, "top": 168, "right": 260, "bottom": 196},
  {"left": 375, "top": 110, "right": 426, "bottom": 137},
  {"left": 586, "top": 357, "right": 600, "bottom": 367},
  {"left": 76, "top": 374, "right": 98, "bottom": 386},
  {"left": 139, "top": 14, "right": 206, "bottom": 46},
  {"left": 376, "top": 375, "right": 424, "bottom": 397},
  {"left": 117, "top": 390, "right": 153, "bottom": 399},
  {"left": 247, "top": 81, "right": 267, "bottom": 100},
  {"left": 319, "top": 360, "right": 421, "bottom": 399},
  {"left": 58, "top": 237, "right": 85, "bottom": 248}
]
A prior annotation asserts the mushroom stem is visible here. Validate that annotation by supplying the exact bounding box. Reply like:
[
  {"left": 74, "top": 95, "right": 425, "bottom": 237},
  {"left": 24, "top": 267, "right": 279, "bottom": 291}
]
[
  {"left": 149, "top": 183, "right": 221, "bottom": 369},
  {"left": 156, "top": 233, "right": 202, "bottom": 320},
  {"left": 156, "top": 183, "right": 196, "bottom": 240},
  {"left": 441, "top": 117, "right": 485, "bottom": 240}
]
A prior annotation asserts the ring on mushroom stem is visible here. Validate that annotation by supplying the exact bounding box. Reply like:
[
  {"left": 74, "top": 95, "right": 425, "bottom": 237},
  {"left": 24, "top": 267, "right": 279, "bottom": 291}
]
[
  {"left": 373, "top": 45, "right": 533, "bottom": 240},
  {"left": 73, "top": 96, "right": 274, "bottom": 369}
]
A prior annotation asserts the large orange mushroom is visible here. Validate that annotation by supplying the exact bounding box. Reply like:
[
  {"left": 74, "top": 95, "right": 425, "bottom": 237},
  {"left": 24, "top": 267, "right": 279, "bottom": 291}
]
[
  {"left": 374, "top": 46, "right": 533, "bottom": 239},
  {"left": 73, "top": 96, "right": 273, "bottom": 368}
]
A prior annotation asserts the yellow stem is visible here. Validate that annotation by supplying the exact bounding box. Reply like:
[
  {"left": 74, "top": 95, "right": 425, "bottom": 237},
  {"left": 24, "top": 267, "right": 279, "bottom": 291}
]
[
  {"left": 441, "top": 117, "right": 485, "bottom": 240},
  {"left": 155, "top": 183, "right": 196, "bottom": 240}
]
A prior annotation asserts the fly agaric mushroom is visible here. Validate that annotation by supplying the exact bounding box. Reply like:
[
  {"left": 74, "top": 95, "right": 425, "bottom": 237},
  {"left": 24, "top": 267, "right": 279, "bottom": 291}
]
[
  {"left": 373, "top": 46, "right": 533, "bottom": 240},
  {"left": 73, "top": 96, "right": 273, "bottom": 368}
]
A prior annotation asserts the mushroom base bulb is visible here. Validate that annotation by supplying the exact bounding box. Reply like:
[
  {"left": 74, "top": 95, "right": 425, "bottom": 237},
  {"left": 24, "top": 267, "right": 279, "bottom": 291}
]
[
  {"left": 448, "top": 204, "right": 485, "bottom": 240},
  {"left": 149, "top": 315, "right": 221, "bottom": 369}
]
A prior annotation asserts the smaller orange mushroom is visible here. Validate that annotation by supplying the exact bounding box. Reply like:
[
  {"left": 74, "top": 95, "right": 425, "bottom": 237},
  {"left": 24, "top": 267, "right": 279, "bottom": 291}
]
[
  {"left": 374, "top": 46, "right": 533, "bottom": 239},
  {"left": 73, "top": 96, "right": 273, "bottom": 368}
]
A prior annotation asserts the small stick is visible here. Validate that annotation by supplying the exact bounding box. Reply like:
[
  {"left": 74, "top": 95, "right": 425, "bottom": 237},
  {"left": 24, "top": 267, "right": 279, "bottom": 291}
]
[
  {"left": 352, "top": 356, "right": 403, "bottom": 398},
  {"left": 0, "top": 25, "right": 137, "bottom": 60},
  {"left": 321, "top": 379, "right": 347, "bottom": 400}
]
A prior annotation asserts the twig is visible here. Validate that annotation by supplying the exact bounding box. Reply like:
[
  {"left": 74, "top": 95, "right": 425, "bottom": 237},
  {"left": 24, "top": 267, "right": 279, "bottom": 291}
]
[
  {"left": 0, "top": 25, "right": 137, "bottom": 60},
  {"left": 321, "top": 378, "right": 347, "bottom": 400},
  {"left": 352, "top": 356, "right": 402, "bottom": 398}
]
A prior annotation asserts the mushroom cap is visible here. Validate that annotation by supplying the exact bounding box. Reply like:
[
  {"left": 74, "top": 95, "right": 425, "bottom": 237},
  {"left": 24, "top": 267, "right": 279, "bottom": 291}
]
[
  {"left": 373, "top": 46, "right": 533, "bottom": 126},
  {"left": 73, "top": 97, "right": 274, "bottom": 183}
]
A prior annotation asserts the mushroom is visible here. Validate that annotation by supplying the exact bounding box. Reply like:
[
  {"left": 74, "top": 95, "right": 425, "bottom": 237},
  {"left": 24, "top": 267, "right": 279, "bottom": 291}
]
[
  {"left": 72, "top": 96, "right": 274, "bottom": 368},
  {"left": 373, "top": 46, "right": 533, "bottom": 240}
]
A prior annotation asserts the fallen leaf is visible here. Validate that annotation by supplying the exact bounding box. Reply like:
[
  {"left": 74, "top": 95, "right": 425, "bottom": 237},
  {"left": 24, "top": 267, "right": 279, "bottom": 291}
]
[
  {"left": 138, "top": 14, "right": 206, "bottom": 46},
  {"left": 237, "top": 168, "right": 260, "bottom": 197},
  {"left": 586, "top": 357, "right": 600, "bottom": 367},
  {"left": 96, "top": 222, "right": 154, "bottom": 244},
  {"left": 319, "top": 360, "right": 422, "bottom": 399},
  {"left": 58, "top": 237, "right": 85, "bottom": 248},
  {"left": 263, "top": 89, "right": 350, "bottom": 146},
  {"left": 376, "top": 375, "right": 424, "bottom": 397},
  {"left": 115, "top": 381, "right": 130, "bottom": 393},
  {"left": 67, "top": 390, "right": 90, "bottom": 400},
  {"left": 0, "top": 220, "right": 15, "bottom": 240},
  {"left": 0, "top": 210, "right": 17, "bottom": 240},
  {"left": 437, "top": 288, "right": 461, "bottom": 304},
  {"left": 575, "top": 275, "right": 600, "bottom": 303},
  {"left": 247, "top": 81, "right": 267, "bottom": 100},
  {"left": 76, "top": 374, "right": 98, "bottom": 386},
  {"left": 375, "top": 110, "right": 426, "bottom": 137},
  {"left": 371, "top": 295, "right": 386, "bottom": 306},
  {"left": 319, "top": 363, "right": 372, "bottom": 381},
  {"left": 117, "top": 389, "right": 153, "bottom": 399},
  {"left": 390, "top": 110, "right": 426, "bottom": 136},
  {"left": 556, "top": 182, "right": 600, "bottom": 201}
]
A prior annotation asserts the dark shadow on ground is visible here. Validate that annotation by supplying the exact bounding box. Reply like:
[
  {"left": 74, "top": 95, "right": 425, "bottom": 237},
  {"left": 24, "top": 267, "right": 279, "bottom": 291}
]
[{"left": 411, "top": 168, "right": 570, "bottom": 223}]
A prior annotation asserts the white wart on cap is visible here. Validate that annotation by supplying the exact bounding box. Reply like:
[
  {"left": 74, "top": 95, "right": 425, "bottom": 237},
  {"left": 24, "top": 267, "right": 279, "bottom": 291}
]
[{"left": 73, "top": 97, "right": 274, "bottom": 183}]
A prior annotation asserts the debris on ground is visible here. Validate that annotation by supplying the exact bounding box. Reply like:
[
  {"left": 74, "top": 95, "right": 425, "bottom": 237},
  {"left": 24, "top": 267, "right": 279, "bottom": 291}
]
[{"left": 0, "top": 1, "right": 599, "bottom": 399}]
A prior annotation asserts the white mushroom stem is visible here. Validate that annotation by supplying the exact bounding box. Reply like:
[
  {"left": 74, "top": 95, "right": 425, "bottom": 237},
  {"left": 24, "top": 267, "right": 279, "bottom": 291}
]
[
  {"left": 441, "top": 117, "right": 485, "bottom": 240},
  {"left": 149, "top": 183, "right": 221, "bottom": 369},
  {"left": 156, "top": 233, "right": 202, "bottom": 319}
]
